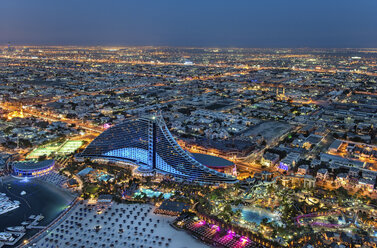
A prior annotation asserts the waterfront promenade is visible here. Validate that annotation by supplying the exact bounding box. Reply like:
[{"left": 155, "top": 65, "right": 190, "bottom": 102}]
[{"left": 18, "top": 197, "right": 79, "bottom": 247}]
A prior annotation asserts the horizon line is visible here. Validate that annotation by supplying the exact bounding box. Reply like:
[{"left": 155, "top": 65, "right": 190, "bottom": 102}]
[{"left": 1, "top": 44, "right": 377, "bottom": 50}]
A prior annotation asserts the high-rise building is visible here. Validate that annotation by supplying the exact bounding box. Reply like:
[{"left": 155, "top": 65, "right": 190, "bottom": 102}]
[{"left": 79, "top": 115, "right": 237, "bottom": 183}]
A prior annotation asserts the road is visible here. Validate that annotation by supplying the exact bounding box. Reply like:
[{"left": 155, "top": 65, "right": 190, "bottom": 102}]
[{"left": 0, "top": 103, "right": 103, "bottom": 133}]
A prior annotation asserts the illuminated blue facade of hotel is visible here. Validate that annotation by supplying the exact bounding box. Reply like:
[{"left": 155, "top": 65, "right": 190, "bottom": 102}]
[
  {"left": 12, "top": 160, "right": 55, "bottom": 178},
  {"left": 80, "top": 116, "right": 237, "bottom": 183}
]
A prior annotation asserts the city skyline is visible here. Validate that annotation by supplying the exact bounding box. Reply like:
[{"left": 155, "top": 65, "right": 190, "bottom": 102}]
[
  {"left": 1, "top": 0, "right": 377, "bottom": 246},
  {"left": 1, "top": 44, "right": 377, "bottom": 248},
  {"left": 1, "top": 0, "right": 377, "bottom": 48}
]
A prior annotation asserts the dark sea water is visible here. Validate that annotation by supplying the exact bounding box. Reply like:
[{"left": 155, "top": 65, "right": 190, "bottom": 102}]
[{"left": 0, "top": 177, "right": 74, "bottom": 247}]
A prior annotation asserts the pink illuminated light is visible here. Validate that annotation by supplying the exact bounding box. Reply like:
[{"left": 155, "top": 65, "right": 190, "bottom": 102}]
[
  {"left": 103, "top": 123, "right": 112, "bottom": 129},
  {"left": 210, "top": 224, "right": 220, "bottom": 231},
  {"left": 240, "top": 236, "right": 250, "bottom": 244},
  {"left": 194, "top": 220, "right": 206, "bottom": 227}
]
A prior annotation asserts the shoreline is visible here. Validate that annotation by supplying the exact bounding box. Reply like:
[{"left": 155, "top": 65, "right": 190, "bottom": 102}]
[
  {"left": 0, "top": 175, "right": 77, "bottom": 248},
  {"left": 17, "top": 197, "right": 80, "bottom": 248},
  {"left": 1, "top": 175, "right": 76, "bottom": 203}
]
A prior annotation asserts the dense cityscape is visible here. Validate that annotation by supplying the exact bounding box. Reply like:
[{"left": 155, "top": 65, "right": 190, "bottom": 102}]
[{"left": 0, "top": 46, "right": 376, "bottom": 247}]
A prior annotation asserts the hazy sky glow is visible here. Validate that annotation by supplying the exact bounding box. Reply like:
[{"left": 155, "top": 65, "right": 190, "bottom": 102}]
[{"left": 1, "top": 0, "right": 377, "bottom": 47}]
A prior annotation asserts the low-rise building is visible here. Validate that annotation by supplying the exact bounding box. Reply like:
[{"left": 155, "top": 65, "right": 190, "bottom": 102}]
[
  {"left": 297, "top": 164, "right": 309, "bottom": 175},
  {"left": 357, "top": 178, "right": 375, "bottom": 191},
  {"left": 316, "top": 168, "right": 328, "bottom": 180},
  {"left": 335, "top": 173, "right": 348, "bottom": 186},
  {"left": 328, "top": 139, "right": 342, "bottom": 153},
  {"left": 98, "top": 194, "right": 113, "bottom": 203},
  {"left": 279, "top": 152, "right": 301, "bottom": 171},
  {"left": 279, "top": 175, "right": 315, "bottom": 189},
  {"left": 348, "top": 167, "right": 359, "bottom": 178},
  {"left": 261, "top": 152, "right": 280, "bottom": 167}
]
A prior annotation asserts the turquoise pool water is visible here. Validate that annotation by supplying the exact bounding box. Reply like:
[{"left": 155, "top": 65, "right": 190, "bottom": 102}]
[
  {"left": 134, "top": 188, "right": 172, "bottom": 199},
  {"left": 97, "top": 173, "right": 113, "bottom": 182},
  {"left": 233, "top": 206, "right": 281, "bottom": 225}
]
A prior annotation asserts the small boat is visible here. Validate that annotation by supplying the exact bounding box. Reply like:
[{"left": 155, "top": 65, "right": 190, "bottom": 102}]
[
  {"left": 0, "top": 200, "right": 19, "bottom": 215},
  {"left": 21, "top": 222, "right": 29, "bottom": 226},
  {"left": 35, "top": 214, "right": 44, "bottom": 221},
  {"left": 20, "top": 191, "right": 26, "bottom": 196},
  {"left": 6, "top": 226, "right": 25, "bottom": 232},
  {"left": 28, "top": 215, "right": 35, "bottom": 219},
  {"left": 0, "top": 232, "right": 15, "bottom": 242}
]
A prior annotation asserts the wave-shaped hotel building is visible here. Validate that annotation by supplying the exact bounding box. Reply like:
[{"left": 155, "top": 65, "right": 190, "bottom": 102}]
[{"left": 79, "top": 115, "right": 237, "bottom": 184}]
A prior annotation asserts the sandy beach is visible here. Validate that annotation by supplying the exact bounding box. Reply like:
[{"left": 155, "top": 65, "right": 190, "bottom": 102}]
[{"left": 30, "top": 201, "right": 207, "bottom": 248}]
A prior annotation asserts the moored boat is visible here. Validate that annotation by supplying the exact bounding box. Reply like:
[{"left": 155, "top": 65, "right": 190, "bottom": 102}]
[
  {"left": 6, "top": 226, "right": 25, "bottom": 232},
  {"left": 0, "top": 232, "right": 15, "bottom": 242},
  {"left": 0, "top": 198, "right": 20, "bottom": 216},
  {"left": 35, "top": 214, "right": 44, "bottom": 221}
]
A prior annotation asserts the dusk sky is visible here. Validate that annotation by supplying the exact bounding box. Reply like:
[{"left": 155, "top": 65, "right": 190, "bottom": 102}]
[{"left": 1, "top": 0, "right": 377, "bottom": 48}]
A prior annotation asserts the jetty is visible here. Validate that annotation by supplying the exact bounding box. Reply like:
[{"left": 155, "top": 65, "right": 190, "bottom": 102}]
[
  {"left": 26, "top": 215, "right": 46, "bottom": 229},
  {"left": 3, "top": 233, "right": 25, "bottom": 246}
]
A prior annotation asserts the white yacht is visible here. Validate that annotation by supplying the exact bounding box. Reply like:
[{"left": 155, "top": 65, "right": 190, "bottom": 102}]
[
  {"left": 0, "top": 195, "right": 20, "bottom": 215},
  {"left": 6, "top": 226, "right": 25, "bottom": 232},
  {"left": 35, "top": 214, "right": 44, "bottom": 221},
  {"left": 20, "top": 191, "right": 26, "bottom": 196}
]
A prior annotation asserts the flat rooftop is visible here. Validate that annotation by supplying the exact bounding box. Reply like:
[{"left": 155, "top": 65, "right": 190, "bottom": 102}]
[
  {"left": 13, "top": 159, "right": 55, "bottom": 171},
  {"left": 191, "top": 153, "right": 234, "bottom": 168}
]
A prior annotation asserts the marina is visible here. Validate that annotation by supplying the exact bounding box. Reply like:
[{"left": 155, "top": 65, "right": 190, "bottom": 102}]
[
  {"left": 0, "top": 193, "right": 19, "bottom": 216},
  {"left": 0, "top": 214, "right": 45, "bottom": 247},
  {"left": 0, "top": 176, "right": 75, "bottom": 247},
  {"left": 0, "top": 232, "right": 25, "bottom": 246},
  {"left": 25, "top": 214, "right": 46, "bottom": 229}
]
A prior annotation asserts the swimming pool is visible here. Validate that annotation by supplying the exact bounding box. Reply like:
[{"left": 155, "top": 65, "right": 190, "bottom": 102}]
[
  {"left": 97, "top": 172, "right": 113, "bottom": 182},
  {"left": 134, "top": 188, "right": 172, "bottom": 199},
  {"left": 233, "top": 206, "right": 282, "bottom": 225}
]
